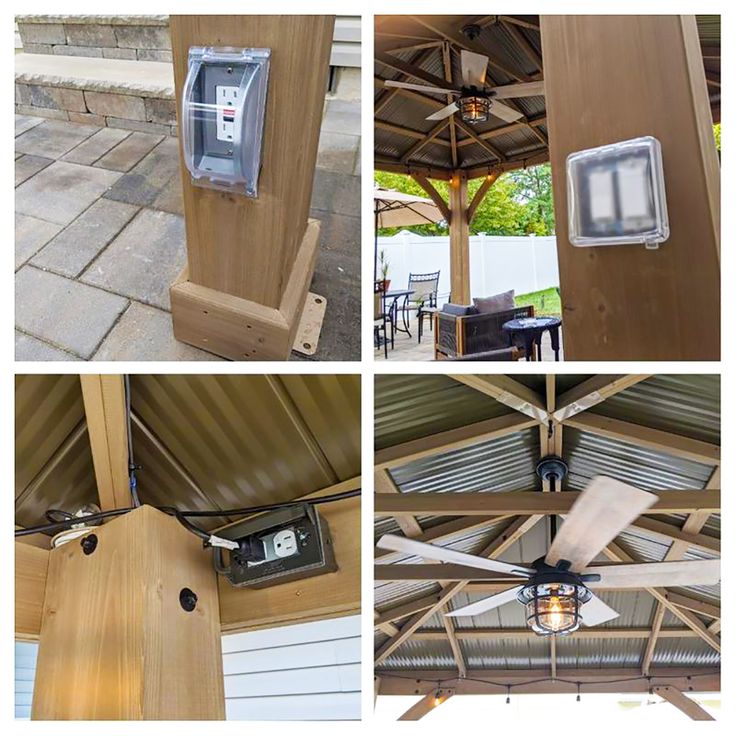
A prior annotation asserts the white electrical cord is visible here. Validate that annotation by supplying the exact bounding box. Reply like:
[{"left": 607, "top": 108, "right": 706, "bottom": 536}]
[{"left": 207, "top": 535, "right": 239, "bottom": 551}]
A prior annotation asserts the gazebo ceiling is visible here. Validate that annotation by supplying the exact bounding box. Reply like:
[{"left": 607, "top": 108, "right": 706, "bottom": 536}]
[{"left": 375, "top": 15, "right": 721, "bottom": 178}]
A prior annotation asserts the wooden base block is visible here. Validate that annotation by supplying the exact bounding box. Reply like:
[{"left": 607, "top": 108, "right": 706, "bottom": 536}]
[{"left": 171, "top": 219, "right": 320, "bottom": 360}]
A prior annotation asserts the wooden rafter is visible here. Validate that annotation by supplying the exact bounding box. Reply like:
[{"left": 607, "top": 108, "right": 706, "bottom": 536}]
[
  {"left": 441, "top": 604, "right": 467, "bottom": 677},
  {"left": 375, "top": 47, "right": 437, "bottom": 116},
  {"left": 450, "top": 375, "right": 548, "bottom": 421},
  {"left": 398, "top": 689, "right": 454, "bottom": 720},
  {"left": 466, "top": 173, "right": 499, "bottom": 222},
  {"left": 375, "top": 412, "right": 536, "bottom": 469},
  {"left": 400, "top": 119, "right": 451, "bottom": 164},
  {"left": 653, "top": 686, "right": 715, "bottom": 720},
  {"left": 375, "top": 516, "right": 542, "bottom": 663},
  {"left": 375, "top": 468, "right": 422, "bottom": 537},
  {"left": 441, "top": 41, "right": 458, "bottom": 169},
  {"left": 553, "top": 375, "right": 651, "bottom": 421},
  {"left": 501, "top": 19, "right": 543, "bottom": 71},
  {"left": 376, "top": 49, "right": 452, "bottom": 89}
]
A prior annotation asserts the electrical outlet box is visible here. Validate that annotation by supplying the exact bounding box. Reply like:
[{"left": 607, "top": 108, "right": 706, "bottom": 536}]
[
  {"left": 181, "top": 46, "right": 270, "bottom": 197},
  {"left": 567, "top": 136, "right": 669, "bottom": 249},
  {"left": 213, "top": 504, "right": 337, "bottom": 588}
]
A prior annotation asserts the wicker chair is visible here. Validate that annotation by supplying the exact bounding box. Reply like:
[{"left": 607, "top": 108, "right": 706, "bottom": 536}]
[{"left": 434, "top": 304, "right": 535, "bottom": 360}]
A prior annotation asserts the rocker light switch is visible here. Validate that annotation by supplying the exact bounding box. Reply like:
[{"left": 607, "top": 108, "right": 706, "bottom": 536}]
[{"left": 181, "top": 46, "right": 271, "bottom": 197}]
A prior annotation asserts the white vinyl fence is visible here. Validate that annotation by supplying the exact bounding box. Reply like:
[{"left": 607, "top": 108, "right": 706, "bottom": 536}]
[{"left": 376, "top": 232, "right": 559, "bottom": 304}]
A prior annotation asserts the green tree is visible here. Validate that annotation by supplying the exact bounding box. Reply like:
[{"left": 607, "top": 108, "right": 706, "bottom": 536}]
[
  {"left": 714, "top": 123, "right": 721, "bottom": 151},
  {"left": 375, "top": 165, "right": 554, "bottom": 237}
]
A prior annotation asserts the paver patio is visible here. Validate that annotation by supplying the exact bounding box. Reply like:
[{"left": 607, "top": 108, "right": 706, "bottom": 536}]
[{"left": 14, "top": 98, "right": 360, "bottom": 361}]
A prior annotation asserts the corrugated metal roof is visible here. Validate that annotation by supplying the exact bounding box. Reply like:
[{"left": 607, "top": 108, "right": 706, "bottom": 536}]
[
  {"left": 589, "top": 375, "right": 720, "bottom": 444},
  {"left": 375, "top": 374, "right": 513, "bottom": 449},
  {"left": 16, "top": 375, "right": 360, "bottom": 531}
]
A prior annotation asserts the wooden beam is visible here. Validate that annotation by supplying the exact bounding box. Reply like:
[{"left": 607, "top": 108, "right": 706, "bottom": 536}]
[
  {"left": 412, "top": 627, "right": 700, "bottom": 641},
  {"left": 32, "top": 506, "right": 225, "bottom": 719},
  {"left": 628, "top": 517, "right": 719, "bottom": 554},
  {"left": 375, "top": 413, "right": 537, "bottom": 470},
  {"left": 553, "top": 375, "right": 651, "bottom": 421},
  {"left": 16, "top": 525, "right": 51, "bottom": 550},
  {"left": 80, "top": 375, "right": 130, "bottom": 511},
  {"left": 375, "top": 469, "right": 422, "bottom": 537},
  {"left": 377, "top": 668, "right": 720, "bottom": 696},
  {"left": 375, "top": 47, "right": 436, "bottom": 116},
  {"left": 448, "top": 172, "right": 470, "bottom": 303},
  {"left": 375, "top": 120, "right": 436, "bottom": 141},
  {"left": 401, "top": 119, "right": 451, "bottom": 164},
  {"left": 15, "top": 542, "right": 49, "bottom": 641},
  {"left": 376, "top": 49, "right": 455, "bottom": 89},
  {"left": 663, "top": 591, "right": 719, "bottom": 620},
  {"left": 375, "top": 490, "right": 720, "bottom": 517},
  {"left": 450, "top": 375, "right": 548, "bottom": 422},
  {"left": 376, "top": 515, "right": 510, "bottom": 561},
  {"left": 641, "top": 602, "right": 665, "bottom": 675},
  {"left": 501, "top": 19, "right": 543, "bottom": 71},
  {"left": 375, "top": 517, "right": 542, "bottom": 663},
  {"left": 653, "top": 685, "right": 715, "bottom": 720},
  {"left": 217, "top": 477, "right": 360, "bottom": 633},
  {"left": 398, "top": 688, "right": 454, "bottom": 721},
  {"left": 564, "top": 413, "right": 720, "bottom": 466},
  {"left": 441, "top": 605, "right": 467, "bottom": 677},
  {"left": 413, "top": 174, "right": 451, "bottom": 223},
  {"left": 374, "top": 593, "right": 444, "bottom": 627},
  {"left": 441, "top": 42, "right": 458, "bottom": 169}
]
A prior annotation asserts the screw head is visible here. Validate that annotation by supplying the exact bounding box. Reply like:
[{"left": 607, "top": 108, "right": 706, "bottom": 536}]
[
  {"left": 180, "top": 587, "right": 198, "bottom": 612},
  {"left": 80, "top": 534, "right": 98, "bottom": 555}
]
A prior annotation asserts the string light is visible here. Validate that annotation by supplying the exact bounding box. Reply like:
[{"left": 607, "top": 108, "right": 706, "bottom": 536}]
[
  {"left": 506, "top": 685, "right": 511, "bottom": 705},
  {"left": 576, "top": 682, "right": 581, "bottom": 702}
]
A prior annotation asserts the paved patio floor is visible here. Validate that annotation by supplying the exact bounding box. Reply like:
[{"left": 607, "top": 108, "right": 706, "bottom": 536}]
[
  {"left": 375, "top": 314, "right": 565, "bottom": 362},
  {"left": 15, "top": 99, "right": 360, "bottom": 361}
]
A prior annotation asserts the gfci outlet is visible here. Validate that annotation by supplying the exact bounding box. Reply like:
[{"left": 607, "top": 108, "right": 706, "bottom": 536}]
[
  {"left": 212, "top": 504, "right": 337, "bottom": 588},
  {"left": 216, "top": 85, "right": 238, "bottom": 142}
]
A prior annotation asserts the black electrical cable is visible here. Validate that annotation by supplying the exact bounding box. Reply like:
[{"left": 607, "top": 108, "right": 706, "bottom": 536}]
[{"left": 14, "top": 488, "right": 362, "bottom": 538}]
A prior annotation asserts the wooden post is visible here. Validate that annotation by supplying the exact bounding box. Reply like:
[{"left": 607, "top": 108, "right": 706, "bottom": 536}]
[
  {"left": 80, "top": 375, "right": 130, "bottom": 511},
  {"left": 169, "top": 16, "right": 335, "bottom": 360},
  {"left": 540, "top": 15, "right": 720, "bottom": 360},
  {"left": 31, "top": 506, "right": 225, "bottom": 720},
  {"left": 449, "top": 172, "right": 470, "bottom": 303}
]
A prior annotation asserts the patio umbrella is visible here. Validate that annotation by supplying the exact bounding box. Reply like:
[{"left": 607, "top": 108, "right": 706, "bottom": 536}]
[{"left": 374, "top": 187, "right": 445, "bottom": 281}]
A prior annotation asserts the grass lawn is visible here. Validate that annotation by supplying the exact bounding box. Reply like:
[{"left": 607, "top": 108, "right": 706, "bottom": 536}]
[{"left": 515, "top": 286, "right": 562, "bottom": 316}]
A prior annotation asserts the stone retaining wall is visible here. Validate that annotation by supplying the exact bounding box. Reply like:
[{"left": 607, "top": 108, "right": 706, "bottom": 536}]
[
  {"left": 16, "top": 15, "right": 171, "bottom": 62},
  {"left": 15, "top": 83, "right": 177, "bottom": 135}
]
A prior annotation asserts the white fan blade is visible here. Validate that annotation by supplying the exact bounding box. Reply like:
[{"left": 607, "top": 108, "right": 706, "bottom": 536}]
[
  {"left": 581, "top": 594, "right": 620, "bottom": 626},
  {"left": 585, "top": 559, "right": 720, "bottom": 589},
  {"left": 426, "top": 102, "right": 459, "bottom": 121},
  {"left": 383, "top": 80, "right": 459, "bottom": 96},
  {"left": 376, "top": 534, "right": 535, "bottom": 577},
  {"left": 490, "top": 102, "right": 525, "bottom": 123},
  {"left": 545, "top": 477, "right": 658, "bottom": 572},
  {"left": 492, "top": 81, "right": 545, "bottom": 99},
  {"left": 460, "top": 50, "right": 488, "bottom": 87},
  {"left": 446, "top": 586, "right": 523, "bottom": 617}
]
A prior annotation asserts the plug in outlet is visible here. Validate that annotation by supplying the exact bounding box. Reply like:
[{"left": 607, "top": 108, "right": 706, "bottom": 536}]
[
  {"left": 216, "top": 84, "right": 239, "bottom": 143},
  {"left": 273, "top": 529, "right": 298, "bottom": 558}
]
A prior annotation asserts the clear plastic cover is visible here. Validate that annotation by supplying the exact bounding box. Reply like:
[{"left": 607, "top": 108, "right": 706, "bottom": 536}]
[
  {"left": 567, "top": 136, "right": 669, "bottom": 248},
  {"left": 181, "top": 46, "right": 270, "bottom": 197}
]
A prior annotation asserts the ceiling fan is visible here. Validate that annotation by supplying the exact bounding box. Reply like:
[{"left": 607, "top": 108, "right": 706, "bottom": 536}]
[
  {"left": 377, "top": 474, "right": 720, "bottom": 636},
  {"left": 383, "top": 48, "right": 544, "bottom": 125}
]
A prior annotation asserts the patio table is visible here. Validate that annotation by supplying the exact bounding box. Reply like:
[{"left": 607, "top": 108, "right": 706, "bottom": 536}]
[
  {"left": 502, "top": 316, "right": 562, "bottom": 361},
  {"left": 382, "top": 289, "right": 415, "bottom": 338}
]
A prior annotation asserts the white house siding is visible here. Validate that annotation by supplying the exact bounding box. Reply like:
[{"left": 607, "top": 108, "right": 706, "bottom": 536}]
[
  {"left": 15, "top": 641, "right": 37, "bottom": 719},
  {"left": 222, "top": 614, "right": 361, "bottom": 720}
]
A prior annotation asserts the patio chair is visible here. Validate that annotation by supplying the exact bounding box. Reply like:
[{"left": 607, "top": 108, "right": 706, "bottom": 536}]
[
  {"left": 434, "top": 302, "right": 535, "bottom": 360},
  {"left": 395, "top": 271, "right": 440, "bottom": 343},
  {"left": 374, "top": 282, "right": 392, "bottom": 358}
]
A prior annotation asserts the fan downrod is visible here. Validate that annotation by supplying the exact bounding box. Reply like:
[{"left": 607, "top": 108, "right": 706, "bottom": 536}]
[{"left": 536, "top": 455, "right": 568, "bottom": 483}]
